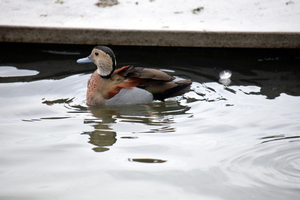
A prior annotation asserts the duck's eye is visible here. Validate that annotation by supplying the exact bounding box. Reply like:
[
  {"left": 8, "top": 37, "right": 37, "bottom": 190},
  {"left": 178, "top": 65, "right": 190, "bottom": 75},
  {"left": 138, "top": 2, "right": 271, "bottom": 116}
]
[{"left": 95, "top": 52, "right": 99, "bottom": 56}]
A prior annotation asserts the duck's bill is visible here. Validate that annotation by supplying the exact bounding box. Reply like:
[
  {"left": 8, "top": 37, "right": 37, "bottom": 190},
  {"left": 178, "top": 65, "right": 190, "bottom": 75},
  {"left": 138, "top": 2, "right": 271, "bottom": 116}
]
[{"left": 77, "top": 56, "right": 92, "bottom": 64}]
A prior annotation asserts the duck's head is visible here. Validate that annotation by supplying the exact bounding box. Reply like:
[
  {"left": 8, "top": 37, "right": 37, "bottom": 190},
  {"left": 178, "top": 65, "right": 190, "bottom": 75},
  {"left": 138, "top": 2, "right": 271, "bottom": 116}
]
[{"left": 77, "top": 46, "right": 117, "bottom": 78}]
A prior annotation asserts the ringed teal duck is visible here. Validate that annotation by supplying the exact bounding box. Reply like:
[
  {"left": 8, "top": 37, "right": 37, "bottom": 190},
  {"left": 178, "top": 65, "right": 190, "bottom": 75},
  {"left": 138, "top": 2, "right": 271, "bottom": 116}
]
[{"left": 77, "top": 46, "right": 192, "bottom": 106}]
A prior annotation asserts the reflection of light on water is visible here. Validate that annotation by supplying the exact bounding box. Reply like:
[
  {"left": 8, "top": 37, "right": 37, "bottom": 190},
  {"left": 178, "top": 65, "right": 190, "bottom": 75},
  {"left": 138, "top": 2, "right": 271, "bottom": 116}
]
[
  {"left": 3, "top": 62, "right": 298, "bottom": 197},
  {"left": 0, "top": 66, "right": 39, "bottom": 77},
  {"left": 42, "top": 50, "right": 81, "bottom": 55},
  {"left": 186, "top": 81, "right": 263, "bottom": 104},
  {"left": 219, "top": 78, "right": 231, "bottom": 86}
]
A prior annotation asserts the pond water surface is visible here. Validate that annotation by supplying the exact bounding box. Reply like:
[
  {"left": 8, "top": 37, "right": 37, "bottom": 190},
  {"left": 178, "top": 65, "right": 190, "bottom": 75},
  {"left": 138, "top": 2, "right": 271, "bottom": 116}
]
[{"left": 0, "top": 44, "right": 300, "bottom": 200}]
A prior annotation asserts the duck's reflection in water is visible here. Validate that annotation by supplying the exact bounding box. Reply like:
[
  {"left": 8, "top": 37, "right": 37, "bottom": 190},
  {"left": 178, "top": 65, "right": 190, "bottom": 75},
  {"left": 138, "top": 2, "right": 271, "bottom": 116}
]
[
  {"left": 82, "top": 101, "right": 191, "bottom": 152},
  {"left": 82, "top": 130, "right": 117, "bottom": 152}
]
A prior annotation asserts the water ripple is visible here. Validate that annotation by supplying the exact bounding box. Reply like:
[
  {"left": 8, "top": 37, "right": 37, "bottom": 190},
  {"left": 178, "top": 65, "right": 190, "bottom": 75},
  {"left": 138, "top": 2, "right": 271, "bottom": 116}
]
[{"left": 221, "top": 138, "right": 300, "bottom": 189}]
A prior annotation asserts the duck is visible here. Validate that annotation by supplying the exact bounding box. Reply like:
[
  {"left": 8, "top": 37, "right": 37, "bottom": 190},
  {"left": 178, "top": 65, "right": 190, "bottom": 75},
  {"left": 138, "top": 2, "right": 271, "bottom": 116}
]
[{"left": 77, "top": 46, "right": 192, "bottom": 106}]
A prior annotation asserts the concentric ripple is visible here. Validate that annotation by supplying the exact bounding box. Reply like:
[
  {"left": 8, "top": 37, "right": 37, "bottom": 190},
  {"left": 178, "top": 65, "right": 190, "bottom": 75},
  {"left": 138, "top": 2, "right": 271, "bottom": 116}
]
[{"left": 221, "top": 137, "right": 300, "bottom": 189}]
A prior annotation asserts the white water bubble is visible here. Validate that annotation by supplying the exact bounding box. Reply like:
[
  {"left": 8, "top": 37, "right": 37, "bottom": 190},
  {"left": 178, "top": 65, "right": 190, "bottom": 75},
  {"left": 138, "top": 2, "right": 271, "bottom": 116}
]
[
  {"left": 219, "top": 70, "right": 232, "bottom": 79},
  {"left": 219, "top": 70, "right": 232, "bottom": 85}
]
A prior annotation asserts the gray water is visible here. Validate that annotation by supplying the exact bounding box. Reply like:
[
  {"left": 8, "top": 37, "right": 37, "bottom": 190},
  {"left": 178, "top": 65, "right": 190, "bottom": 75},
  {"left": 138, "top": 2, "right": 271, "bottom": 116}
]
[{"left": 0, "top": 44, "right": 300, "bottom": 200}]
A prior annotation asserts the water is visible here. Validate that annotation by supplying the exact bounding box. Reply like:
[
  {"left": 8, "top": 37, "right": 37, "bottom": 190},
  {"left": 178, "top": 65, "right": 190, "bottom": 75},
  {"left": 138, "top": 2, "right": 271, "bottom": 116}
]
[{"left": 0, "top": 43, "right": 300, "bottom": 200}]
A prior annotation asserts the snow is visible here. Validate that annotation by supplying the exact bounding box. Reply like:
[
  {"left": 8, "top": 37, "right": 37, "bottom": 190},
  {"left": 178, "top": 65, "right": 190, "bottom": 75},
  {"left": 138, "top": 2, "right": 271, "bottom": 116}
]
[{"left": 0, "top": 0, "right": 300, "bottom": 32}]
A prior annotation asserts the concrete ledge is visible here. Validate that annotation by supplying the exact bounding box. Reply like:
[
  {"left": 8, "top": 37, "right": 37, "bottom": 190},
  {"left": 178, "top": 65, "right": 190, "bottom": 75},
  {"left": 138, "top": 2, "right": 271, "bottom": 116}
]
[{"left": 1, "top": 25, "right": 300, "bottom": 48}]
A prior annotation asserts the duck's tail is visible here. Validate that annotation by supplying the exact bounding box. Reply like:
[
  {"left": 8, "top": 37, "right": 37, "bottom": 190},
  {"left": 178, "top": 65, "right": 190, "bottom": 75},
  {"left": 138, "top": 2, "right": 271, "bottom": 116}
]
[{"left": 152, "top": 80, "right": 192, "bottom": 101}]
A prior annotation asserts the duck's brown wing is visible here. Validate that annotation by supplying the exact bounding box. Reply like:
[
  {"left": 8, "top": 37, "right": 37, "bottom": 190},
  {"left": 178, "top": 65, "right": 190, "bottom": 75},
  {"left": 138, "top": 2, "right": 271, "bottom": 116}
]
[
  {"left": 115, "top": 65, "right": 176, "bottom": 91},
  {"left": 116, "top": 65, "right": 175, "bottom": 81}
]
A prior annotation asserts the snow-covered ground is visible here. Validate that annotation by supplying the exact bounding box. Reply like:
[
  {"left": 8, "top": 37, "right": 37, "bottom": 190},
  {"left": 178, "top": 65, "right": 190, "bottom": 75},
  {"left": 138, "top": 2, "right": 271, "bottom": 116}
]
[{"left": 1, "top": 0, "right": 300, "bottom": 32}]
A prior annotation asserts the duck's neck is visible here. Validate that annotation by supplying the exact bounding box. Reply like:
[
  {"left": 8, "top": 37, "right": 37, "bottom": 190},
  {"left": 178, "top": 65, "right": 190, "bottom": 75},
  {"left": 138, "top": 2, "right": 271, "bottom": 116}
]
[
  {"left": 97, "top": 63, "right": 114, "bottom": 79},
  {"left": 98, "top": 72, "right": 112, "bottom": 79}
]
